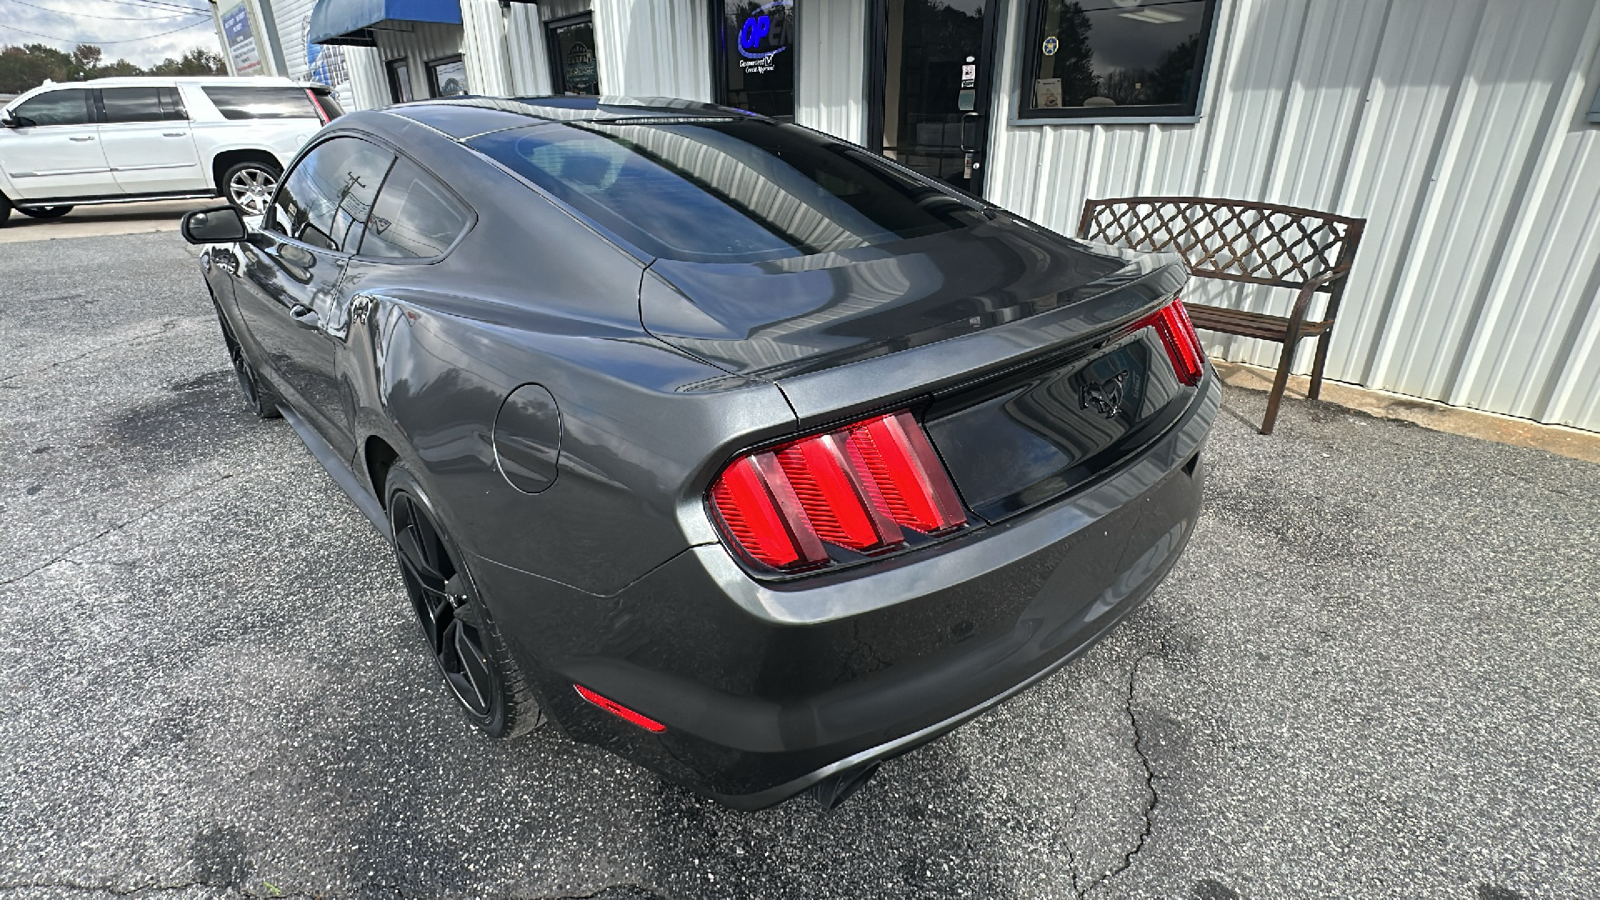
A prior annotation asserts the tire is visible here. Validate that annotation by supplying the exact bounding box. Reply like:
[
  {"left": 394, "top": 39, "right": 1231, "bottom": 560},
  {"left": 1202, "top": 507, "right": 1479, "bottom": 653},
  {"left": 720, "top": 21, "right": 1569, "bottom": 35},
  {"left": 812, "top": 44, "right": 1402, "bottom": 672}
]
[
  {"left": 221, "top": 160, "right": 281, "bottom": 217},
  {"left": 18, "top": 205, "right": 71, "bottom": 220},
  {"left": 212, "top": 300, "right": 281, "bottom": 419},
  {"left": 386, "top": 462, "right": 545, "bottom": 739},
  {"left": 0, "top": 194, "right": 11, "bottom": 228}
]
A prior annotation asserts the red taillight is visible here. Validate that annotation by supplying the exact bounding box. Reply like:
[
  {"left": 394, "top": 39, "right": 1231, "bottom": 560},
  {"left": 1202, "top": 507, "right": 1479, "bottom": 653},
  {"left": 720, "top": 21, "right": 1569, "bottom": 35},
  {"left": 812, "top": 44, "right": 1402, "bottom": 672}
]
[
  {"left": 574, "top": 684, "right": 666, "bottom": 733},
  {"left": 1135, "top": 298, "right": 1206, "bottom": 386},
  {"left": 709, "top": 411, "right": 968, "bottom": 572}
]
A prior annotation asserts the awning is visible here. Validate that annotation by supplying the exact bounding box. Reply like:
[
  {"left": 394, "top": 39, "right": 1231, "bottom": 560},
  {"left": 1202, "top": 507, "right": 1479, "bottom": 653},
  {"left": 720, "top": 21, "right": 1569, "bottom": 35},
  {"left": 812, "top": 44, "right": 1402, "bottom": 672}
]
[{"left": 308, "top": 0, "right": 463, "bottom": 47}]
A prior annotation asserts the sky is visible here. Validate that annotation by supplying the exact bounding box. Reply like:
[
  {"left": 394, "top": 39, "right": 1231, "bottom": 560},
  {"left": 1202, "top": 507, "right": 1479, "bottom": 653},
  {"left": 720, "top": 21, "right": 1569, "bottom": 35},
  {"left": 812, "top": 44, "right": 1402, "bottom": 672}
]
[{"left": 0, "top": 0, "right": 224, "bottom": 67}]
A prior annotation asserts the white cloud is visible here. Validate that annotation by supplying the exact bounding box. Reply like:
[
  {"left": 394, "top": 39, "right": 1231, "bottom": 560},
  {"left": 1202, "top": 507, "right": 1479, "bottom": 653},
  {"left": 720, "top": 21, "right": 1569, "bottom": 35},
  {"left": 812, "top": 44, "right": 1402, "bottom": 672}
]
[{"left": 1, "top": 0, "right": 224, "bottom": 68}]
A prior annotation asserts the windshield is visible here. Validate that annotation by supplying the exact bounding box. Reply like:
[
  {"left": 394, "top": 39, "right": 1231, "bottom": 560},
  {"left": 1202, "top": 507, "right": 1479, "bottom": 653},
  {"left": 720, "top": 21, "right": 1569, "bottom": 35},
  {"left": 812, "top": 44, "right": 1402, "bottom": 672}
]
[{"left": 467, "top": 118, "right": 983, "bottom": 262}]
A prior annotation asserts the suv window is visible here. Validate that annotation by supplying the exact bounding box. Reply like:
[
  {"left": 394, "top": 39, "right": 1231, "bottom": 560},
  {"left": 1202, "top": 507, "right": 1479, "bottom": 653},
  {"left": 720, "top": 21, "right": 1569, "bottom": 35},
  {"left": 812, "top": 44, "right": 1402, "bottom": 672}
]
[
  {"left": 360, "top": 158, "right": 471, "bottom": 259},
  {"left": 267, "top": 136, "right": 394, "bottom": 253},
  {"left": 101, "top": 87, "right": 187, "bottom": 123},
  {"left": 202, "top": 85, "right": 319, "bottom": 120},
  {"left": 11, "top": 89, "right": 92, "bottom": 127},
  {"left": 311, "top": 89, "right": 344, "bottom": 121}
]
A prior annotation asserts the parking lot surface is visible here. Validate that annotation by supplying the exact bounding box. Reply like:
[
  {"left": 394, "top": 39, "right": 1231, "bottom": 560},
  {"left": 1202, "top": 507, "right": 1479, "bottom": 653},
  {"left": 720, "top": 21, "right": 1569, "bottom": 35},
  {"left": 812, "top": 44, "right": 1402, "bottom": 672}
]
[{"left": 2, "top": 231, "right": 1597, "bottom": 900}]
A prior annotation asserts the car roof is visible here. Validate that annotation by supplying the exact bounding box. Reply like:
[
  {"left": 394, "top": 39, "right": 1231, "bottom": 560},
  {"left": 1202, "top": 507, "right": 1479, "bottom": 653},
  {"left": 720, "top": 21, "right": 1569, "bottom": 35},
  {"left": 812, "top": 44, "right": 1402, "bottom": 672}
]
[{"left": 382, "top": 96, "right": 763, "bottom": 140}]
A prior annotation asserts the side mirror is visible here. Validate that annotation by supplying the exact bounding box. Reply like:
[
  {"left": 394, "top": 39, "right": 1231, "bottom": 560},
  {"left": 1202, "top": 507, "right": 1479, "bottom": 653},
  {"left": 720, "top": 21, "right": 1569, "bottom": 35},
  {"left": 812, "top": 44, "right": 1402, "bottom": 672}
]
[
  {"left": 180, "top": 205, "right": 248, "bottom": 245},
  {"left": 0, "top": 114, "right": 17, "bottom": 129}
]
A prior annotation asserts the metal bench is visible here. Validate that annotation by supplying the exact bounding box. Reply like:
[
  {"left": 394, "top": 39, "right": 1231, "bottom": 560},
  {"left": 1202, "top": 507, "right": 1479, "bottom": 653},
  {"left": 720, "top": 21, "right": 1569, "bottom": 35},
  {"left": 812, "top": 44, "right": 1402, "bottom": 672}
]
[{"left": 1078, "top": 196, "right": 1366, "bottom": 435}]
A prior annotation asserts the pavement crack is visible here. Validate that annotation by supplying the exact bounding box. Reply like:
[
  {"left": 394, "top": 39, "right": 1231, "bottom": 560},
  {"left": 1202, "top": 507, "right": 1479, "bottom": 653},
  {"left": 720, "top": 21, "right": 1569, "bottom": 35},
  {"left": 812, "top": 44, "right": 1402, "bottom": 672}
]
[
  {"left": 1078, "top": 639, "right": 1168, "bottom": 897},
  {"left": 0, "top": 472, "right": 235, "bottom": 587},
  {"left": 534, "top": 885, "right": 671, "bottom": 900},
  {"left": 0, "top": 879, "right": 244, "bottom": 897}
]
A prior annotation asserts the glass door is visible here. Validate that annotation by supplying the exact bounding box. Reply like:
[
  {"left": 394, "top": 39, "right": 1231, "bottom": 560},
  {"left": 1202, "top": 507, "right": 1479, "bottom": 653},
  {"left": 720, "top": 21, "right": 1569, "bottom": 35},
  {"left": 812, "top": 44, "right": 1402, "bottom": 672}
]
[
  {"left": 871, "top": 0, "right": 998, "bottom": 195},
  {"left": 547, "top": 14, "right": 601, "bottom": 96}
]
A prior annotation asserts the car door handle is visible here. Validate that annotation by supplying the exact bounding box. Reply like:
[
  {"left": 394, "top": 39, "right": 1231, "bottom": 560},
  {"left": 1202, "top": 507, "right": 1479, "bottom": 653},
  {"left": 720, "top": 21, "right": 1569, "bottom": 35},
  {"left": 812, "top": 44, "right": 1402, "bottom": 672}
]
[
  {"left": 162, "top": 132, "right": 186, "bottom": 137},
  {"left": 290, "top": 304, "right": 320, "bottom": 328},
  {"left": 69, "top": 136, "right": 95, "bottom": 142}
]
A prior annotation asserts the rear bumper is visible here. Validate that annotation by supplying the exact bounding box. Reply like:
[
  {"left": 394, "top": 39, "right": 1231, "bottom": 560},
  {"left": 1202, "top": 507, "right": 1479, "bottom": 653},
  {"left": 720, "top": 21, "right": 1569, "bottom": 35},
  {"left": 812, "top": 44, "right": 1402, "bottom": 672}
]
[{"left": 472, "top": 373, "right": 1219, "bottom": 808}]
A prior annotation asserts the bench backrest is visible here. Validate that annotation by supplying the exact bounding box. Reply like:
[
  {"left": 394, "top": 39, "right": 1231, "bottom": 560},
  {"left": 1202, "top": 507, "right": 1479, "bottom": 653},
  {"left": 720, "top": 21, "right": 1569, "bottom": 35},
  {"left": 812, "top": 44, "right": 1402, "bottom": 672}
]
[{"left": 1078, "top": 196, "right": 1366, "bottom": 293}]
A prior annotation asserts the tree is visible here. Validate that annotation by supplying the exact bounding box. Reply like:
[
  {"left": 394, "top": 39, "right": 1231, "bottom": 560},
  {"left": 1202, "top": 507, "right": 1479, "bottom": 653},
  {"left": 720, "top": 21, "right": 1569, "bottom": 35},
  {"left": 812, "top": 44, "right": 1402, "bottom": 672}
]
[
  {"left": 1035, "top": 2, "right": 1099, "bottom": 106},
  {"left": 0, "top": 43, "right": 225, "bottom": 94},
  {"left": 148, "top": 48, "right": 226, "bottom": 77},
  {"left": 0, "top": 44, "right": 74, "bottom": 94}
]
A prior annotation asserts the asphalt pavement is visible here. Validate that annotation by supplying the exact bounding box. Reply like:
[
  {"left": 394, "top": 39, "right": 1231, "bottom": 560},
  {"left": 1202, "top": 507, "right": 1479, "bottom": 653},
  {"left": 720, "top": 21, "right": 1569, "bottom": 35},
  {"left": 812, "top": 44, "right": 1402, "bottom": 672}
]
[{"left": 1, "top": 230, "right": 1597, "bottom": 900}]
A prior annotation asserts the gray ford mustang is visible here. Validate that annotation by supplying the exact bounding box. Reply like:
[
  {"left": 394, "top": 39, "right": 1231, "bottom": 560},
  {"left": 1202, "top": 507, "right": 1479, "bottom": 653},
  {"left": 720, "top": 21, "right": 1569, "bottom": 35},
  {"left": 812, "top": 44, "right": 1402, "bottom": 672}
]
[{"left": 183, "top": 96, "right": 1218, "bottom": 810}]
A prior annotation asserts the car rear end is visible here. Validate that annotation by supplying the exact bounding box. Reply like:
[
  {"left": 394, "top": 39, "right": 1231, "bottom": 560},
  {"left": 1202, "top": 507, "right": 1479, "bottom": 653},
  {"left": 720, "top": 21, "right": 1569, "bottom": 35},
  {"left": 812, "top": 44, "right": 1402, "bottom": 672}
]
[{"left": 463, "top": 107, "right": 1217, "bottom": 807}]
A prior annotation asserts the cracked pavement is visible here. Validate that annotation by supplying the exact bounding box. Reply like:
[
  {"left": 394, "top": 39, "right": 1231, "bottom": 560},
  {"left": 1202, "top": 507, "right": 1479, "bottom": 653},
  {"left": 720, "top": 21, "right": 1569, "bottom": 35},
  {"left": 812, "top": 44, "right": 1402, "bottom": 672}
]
[{"left": 2, "top": 232, "right": 1598, "bottom": 899}]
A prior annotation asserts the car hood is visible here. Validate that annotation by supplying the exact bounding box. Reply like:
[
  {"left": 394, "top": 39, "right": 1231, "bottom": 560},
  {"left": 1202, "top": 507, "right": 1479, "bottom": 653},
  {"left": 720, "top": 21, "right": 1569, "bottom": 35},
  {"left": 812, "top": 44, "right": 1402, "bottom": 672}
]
[{"left": 639, "top": 214, "right": 1173, "bottom": 386}]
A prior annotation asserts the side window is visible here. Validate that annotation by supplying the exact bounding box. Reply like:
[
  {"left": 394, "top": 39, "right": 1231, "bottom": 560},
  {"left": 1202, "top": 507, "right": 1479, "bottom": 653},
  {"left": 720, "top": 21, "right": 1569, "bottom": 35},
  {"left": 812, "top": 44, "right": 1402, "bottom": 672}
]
[
  {"left": 11, "top": 89, "right": 92, "bottom": 127},
  {"left": 360, "top": 157, "right": 471, "bottom": 260},
  {"left": 101, "top": 88, "right": 166, "bottom": 124},
  {"left": 201, "top": 86, "right": 319, "bottom": 120},
  {"left": 266, "top": 137, "right": 394, "bottom": 254}
]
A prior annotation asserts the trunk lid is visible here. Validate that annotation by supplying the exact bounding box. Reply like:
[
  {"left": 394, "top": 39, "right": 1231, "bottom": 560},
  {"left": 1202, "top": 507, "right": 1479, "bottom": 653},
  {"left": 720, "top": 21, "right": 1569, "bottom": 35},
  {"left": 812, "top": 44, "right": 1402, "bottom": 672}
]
[{"left": 640, "top": 214, "right": 1196, "bottom": 522}]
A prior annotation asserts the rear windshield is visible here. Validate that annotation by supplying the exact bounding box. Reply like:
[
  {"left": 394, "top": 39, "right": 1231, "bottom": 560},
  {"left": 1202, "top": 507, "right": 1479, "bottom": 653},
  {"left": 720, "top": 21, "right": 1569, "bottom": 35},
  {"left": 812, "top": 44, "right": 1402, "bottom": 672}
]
[
  {"left": 467, "top": 118, "right": 982, "bottom": 262},
  {"left": 201, "top": 85, "right": 319, "bottom": 120}
]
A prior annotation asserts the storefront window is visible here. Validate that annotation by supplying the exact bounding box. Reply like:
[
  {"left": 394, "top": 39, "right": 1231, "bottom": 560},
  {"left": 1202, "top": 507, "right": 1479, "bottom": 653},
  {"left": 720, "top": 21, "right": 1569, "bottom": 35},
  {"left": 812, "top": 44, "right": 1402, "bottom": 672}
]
[
  {"left": 547, "top": 14, "right": 601, "bottom": 96},
  {"left": 426, "top": 56, "right": 468, "bottom": 98},
  {"left": 1020, "top": 0, "right": 1216, "bottom": 119},
  {"left": 713, "top": 0, "right": 795, "bottom": 119},
  {"left": 387, "top": 59, "right": 413, "bottom": 103}
]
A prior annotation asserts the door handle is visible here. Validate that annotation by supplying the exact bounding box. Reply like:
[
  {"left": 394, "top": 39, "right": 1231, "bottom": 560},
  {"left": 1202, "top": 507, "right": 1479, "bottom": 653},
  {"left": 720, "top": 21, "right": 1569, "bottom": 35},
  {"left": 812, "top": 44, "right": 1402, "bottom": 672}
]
[
  {"left": 162, "top": 132, "right": 186, "bottom": 137},
  {"left": 290, "top": 304, "right": 321, "bottom": 328},
  {"left": 959, "top": 112, "right": 981, "bottom": 152},
  {"left": 69, "top": 136, "right": 95, "bottom": 142}
]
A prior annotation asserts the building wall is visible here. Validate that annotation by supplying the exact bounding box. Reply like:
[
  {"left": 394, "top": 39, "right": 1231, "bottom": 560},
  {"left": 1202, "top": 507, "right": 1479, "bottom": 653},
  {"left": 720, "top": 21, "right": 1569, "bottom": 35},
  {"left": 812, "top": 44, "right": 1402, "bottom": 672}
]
[
  {"left": 986, "top": 0, "right": 1600, "bottom": 431},
  {"left": 303, "top": 0, "right": 1600, "bottom": 431},
  {"left": 795, "top": 0, "right": 869, "bottom": 145}
]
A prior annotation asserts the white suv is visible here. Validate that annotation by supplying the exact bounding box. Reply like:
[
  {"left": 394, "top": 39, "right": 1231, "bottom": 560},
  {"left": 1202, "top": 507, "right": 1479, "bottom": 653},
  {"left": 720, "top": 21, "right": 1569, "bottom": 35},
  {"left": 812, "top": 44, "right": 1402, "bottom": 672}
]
[{"left": 0, "top": 76, "right": 343, "bottom": 227}]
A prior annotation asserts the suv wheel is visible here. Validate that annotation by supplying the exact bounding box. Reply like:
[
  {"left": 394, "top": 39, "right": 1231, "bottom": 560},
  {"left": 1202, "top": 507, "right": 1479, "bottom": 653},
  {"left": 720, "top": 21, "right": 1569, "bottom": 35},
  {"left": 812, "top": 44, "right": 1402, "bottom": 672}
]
[
  {"left": 18, "top": 206, "right": 72, "bottom": 220},
  {"left": 387, "top": 465, "right": 545, "bottom": 740},
  {"left": 223, "top": 161, "right": 281, "bottom": 216}
]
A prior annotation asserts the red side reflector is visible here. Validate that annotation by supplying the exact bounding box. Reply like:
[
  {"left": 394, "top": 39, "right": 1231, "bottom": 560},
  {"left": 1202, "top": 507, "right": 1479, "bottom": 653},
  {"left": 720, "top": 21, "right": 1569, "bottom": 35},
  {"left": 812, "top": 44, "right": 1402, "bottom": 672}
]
[
  {"left": 574, "top": 684, "right": 666, "bottom": 733},
  {"left": 1135, "top": 299, "right": 1206, "bottom": 386},
  {"left": 709, "top": 410, "right": 967, "bottom": 572}
]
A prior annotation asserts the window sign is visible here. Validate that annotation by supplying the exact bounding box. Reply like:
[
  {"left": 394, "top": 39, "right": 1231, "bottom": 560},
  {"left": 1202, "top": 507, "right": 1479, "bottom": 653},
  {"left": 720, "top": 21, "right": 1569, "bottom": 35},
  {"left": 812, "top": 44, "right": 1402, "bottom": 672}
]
[
  {"left": 547, "top": 15, "right": 600, "bottom": 96},
  {"left": 1020, "top": 0, "right": 1217, "bottom": 119},
  {"left": 427, "top": 56, "right": 469, "bottom": 98},
  {"left": 715, "top": 0, "right": 794, "bottom": 119},
  {"left": 218, "top": 0, "right": 263, "bottom": 76}
]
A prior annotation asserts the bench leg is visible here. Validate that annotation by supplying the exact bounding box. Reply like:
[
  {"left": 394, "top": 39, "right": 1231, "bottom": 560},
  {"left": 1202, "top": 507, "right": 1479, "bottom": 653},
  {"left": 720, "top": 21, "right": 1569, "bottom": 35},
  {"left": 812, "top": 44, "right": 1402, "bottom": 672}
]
[
  {"left": 1260, "top": 341, "right": 1297, "bottom": 435},
  {"left": 1309, "top": 331, "right": 1333, "bottom": 401}
]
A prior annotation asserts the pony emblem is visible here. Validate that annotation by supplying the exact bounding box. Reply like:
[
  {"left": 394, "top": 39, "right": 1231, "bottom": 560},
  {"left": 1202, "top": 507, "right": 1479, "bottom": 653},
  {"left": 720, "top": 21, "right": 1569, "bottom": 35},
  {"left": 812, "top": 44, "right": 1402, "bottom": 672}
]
[{"left": 1080, "top": 371, "right": 1130, "bottom": 418}]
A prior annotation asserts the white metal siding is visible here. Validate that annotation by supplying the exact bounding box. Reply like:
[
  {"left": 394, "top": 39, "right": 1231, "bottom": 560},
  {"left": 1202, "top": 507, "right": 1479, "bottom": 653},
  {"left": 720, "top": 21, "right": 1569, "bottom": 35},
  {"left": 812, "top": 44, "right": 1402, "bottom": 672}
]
[
  {"left": 987, "top": 0, "right": 1600, "bottom": 430},
  {"left": 796, "top": 0, "right": 869, "bottom": 145},
  {"left": 374, "top": 23, "right": 465, "bottom": 100},
  {"left": 591, "top": 0, "right": 711, "bottom": 102}
]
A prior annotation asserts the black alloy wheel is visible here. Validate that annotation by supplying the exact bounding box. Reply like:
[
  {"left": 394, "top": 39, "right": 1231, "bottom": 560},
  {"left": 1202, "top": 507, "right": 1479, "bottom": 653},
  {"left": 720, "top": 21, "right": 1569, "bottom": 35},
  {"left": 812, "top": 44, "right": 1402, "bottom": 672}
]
[
  {"left": 387, "top": 467, "right": 543, "bottom": 738},
  {"left": 211, "top": 301, "right": 280, "bottom": 419},
  {"left": 18, "top": 205, "right": 72, "bottom": 219}
]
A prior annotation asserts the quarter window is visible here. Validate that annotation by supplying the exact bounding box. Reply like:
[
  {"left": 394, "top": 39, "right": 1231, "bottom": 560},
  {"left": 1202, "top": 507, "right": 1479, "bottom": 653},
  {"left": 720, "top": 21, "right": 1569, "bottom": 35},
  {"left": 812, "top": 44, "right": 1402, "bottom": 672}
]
[
  {"left": 267, "top": 137, "right": 394, "bottom": 253},
  {"left": 10, "top": 89, "right": 92, "bottom": 127},
  {"left": 1019, "top": 0, "right": 1217, "bottom": 119},
  {"left": 360, "top": 158, "right": 471, "bottom": 260},
  {"left": 101, "top": 87, "right": 187, "bottom": 123},
  {"left": 713, "top": 0, "right": 796, "bottom": 120},
  {"left": 201, "top": 85, "right": 320, "bottom": 120}
]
